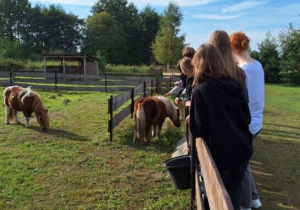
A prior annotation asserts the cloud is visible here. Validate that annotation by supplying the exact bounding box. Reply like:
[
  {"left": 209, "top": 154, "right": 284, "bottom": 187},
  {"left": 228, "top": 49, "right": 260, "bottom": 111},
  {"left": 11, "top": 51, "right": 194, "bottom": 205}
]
[
  {"left": 195, "top": 14, "right": 244, "bottom": 20},
  {"left": 222, "top": 1, "right": 269, "bottom": 13}
]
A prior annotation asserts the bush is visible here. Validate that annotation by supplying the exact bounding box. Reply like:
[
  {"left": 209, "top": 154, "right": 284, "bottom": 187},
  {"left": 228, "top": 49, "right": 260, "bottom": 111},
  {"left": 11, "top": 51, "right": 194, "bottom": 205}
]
[
  {"left": 104, "top": 64, "right": 162, "bottom": 76},
  {"left": 0, "top": 59, "right": 25, "bottom": 69}
]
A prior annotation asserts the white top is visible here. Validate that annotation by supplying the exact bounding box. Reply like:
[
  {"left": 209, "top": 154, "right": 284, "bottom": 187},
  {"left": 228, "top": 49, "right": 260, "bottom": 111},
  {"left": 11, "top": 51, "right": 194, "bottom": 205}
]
[{"left": 239, "top": 60, "right": 265, "bottom": 134}]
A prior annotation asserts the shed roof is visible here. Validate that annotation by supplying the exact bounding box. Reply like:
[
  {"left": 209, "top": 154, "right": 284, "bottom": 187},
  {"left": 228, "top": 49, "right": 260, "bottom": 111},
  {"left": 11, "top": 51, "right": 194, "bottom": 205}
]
[{"left": 42, "top": 54, "right": 99, "bottom": 61}]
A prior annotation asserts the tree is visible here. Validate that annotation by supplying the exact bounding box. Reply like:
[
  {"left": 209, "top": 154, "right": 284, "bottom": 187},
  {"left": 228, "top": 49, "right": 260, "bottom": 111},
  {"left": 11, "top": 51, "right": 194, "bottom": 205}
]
[
  {"left": 258, "top": 31, "right": 281, "bottom": 83},
  {"left": 0, "top": 1, "right": 84, "bottom": 59},
  {"left": 0, "top": 0, "right": 31, "bottom": 41},
  {"left": 40, "top": 5, "right": 84, "bottom": 53},
  {"left": 152, "top": 2, "right": 185, "bottom": 70},
  {"left": 83, "top": 12, "right": 126, "bottom": 64},
  {"left": 91, "top": 0, "right": 135, "bottom": 25},
  {"left": 138, "top": 5, "right": 160, "bottom": 64},
  {"left": 279, "top": 24, "right": 300, "bottom": 84},
  {"left": 91, "top": 0, "right": 143, "bottom": 64}
]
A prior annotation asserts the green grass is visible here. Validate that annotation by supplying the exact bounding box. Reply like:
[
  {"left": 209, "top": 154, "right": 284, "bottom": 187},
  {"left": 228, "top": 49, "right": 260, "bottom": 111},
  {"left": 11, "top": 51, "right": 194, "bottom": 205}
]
[
  {"left": 0, "top": 84, "right": 299, "bottom": 209},
  {"left": 251, "top": 84, "right": 300, "bottom": 210},
  {"left": 0, "top": 88, "right": 188, "bottom": 209}
]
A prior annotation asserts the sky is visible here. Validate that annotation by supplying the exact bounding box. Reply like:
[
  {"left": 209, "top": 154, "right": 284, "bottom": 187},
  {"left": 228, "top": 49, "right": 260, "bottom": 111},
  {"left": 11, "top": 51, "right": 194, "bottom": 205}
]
[{"left": 28, "top": 0, "right": 300, "bottom": 51}]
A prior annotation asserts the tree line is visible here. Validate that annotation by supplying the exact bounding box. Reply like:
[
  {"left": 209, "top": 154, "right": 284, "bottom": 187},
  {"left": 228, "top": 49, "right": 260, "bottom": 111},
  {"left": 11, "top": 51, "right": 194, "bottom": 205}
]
[
  {"left": 0, "top": 0, "right": 299, "bottom": 84},
  {"left": 0, "top": 0, "right": 184, "bottom": 67},
  {"left": 250, "top": 24, "right": 300, "bottom": 85}
]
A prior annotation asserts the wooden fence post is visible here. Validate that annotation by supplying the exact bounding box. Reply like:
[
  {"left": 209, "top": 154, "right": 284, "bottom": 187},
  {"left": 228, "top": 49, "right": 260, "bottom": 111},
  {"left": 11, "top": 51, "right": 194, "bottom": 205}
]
[
  {"left": 155, "top": 77, "right": 159, "bottom": 94},
  {"left": 105, "top": 71, "right": 107, "bottom": 93},
  {"left": 151, "top": 79, "right": 154, "bottom": 96},
  {"left": 143, "top": 81, "right": 146, "bottom": 98},
  {"left": 108, "top": 95, "right": 113, "bottom": 141},
  {"left": 55, "top": 71, "right": 58, "bottom": 91},
  {"left": 131, "top": 88, "right": 134, "bottom": 119},
  {"left": 9, "top": 69, "right": 14, "bottom": 86}
]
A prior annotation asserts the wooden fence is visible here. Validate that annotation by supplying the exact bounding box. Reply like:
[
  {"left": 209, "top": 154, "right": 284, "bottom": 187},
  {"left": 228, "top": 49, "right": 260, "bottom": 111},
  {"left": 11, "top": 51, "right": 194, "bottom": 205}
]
[
  {"left": 184, "top": 103, "right": 233, "bottom": 210},
  {"left": 0, "top": 70, "right": 14, "bottom": 87},
  {"left": 108, "top": 79, "right": 155, "bottom": 141},
  {"left": 190, "top": 137, "right": 234, "bottom": 209},
  {"left": 0, "top": 70, "right": 179, "bottom": 94}
]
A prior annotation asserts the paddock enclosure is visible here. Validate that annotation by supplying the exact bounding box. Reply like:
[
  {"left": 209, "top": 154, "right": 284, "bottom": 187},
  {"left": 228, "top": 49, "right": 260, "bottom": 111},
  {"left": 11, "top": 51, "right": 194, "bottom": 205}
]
[
  {"left": 0, "top": 74, "right": 299, "bottom": 209},
  {"left": 0, "top": 70, "right": 179, "bottom": 93}
]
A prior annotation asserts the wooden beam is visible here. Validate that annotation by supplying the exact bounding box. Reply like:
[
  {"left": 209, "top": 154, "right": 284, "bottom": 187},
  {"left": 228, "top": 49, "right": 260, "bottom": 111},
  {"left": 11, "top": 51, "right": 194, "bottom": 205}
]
[{"left": 195, "top": 137, "right": 233, "bottom": 210}]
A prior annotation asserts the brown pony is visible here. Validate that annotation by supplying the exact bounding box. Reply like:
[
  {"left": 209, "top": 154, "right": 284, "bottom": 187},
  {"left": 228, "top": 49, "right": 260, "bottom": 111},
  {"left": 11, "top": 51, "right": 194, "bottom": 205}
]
[
  {"left": 3, "top": 86, "right": 49, "bottom": 130},
  {"left": 133, "top": 96, "right": 180, "bottom": 144}
]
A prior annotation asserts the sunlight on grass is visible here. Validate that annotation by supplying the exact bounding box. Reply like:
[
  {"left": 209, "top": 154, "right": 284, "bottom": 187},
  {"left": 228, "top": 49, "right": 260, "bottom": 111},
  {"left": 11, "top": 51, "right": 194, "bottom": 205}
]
[{"left": 0, "top": 84, "right": 299, "bottom": 209}]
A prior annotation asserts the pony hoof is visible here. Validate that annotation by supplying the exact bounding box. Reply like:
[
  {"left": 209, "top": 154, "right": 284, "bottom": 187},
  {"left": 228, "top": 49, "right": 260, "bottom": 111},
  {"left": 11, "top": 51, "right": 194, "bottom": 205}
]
[{"left": 6, "top": 122, "right": 10, "bottom": 125}]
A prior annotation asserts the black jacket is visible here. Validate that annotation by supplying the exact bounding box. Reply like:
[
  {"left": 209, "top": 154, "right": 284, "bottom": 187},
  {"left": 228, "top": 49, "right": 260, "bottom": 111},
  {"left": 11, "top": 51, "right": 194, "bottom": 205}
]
[{"left": 190, "top": 76, "right": 252, "bottom": 170}]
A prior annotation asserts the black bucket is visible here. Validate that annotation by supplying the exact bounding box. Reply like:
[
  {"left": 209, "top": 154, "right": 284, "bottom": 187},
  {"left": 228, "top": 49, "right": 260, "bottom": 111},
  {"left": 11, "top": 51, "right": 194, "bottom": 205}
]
[{"left": 163, "top": 155, "right": 191, "bottom": 190}]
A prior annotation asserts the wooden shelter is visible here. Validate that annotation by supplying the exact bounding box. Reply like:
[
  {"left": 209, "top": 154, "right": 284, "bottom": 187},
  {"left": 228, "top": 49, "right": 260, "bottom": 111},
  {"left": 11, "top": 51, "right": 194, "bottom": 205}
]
[{"left": 43, "top": 54, "right": 99, "bottom": 75}]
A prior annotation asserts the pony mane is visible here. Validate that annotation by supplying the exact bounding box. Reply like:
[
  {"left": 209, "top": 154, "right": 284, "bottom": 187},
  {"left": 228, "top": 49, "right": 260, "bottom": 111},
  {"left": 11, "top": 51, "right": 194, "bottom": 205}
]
[
  {"left": 21, "top": 86, "right": 32, "bottom": 104},
  {"left": 156, "top": 96, "right": 178, "bottom": 116},
  {"left": 21, "top": 87, "right": 46, "bottom": 113},
  {"left": 156, "top": 96, "right": 180, "bottom": 127}
]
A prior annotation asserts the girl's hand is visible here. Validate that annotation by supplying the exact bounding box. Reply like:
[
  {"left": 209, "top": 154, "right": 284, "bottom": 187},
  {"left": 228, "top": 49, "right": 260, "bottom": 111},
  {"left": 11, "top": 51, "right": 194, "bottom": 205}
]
[
  {"left": 175, "top": 97, "right": 182, "bottom": 107},
  {"left": 185, "top": 115, "right": 190, "bottom": 124}
]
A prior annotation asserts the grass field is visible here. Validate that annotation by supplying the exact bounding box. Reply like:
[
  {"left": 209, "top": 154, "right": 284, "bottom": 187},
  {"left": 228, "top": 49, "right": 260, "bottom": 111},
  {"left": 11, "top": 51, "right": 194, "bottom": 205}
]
[{"left": 0, "top": 84, "right": 299, "bottom": 209}]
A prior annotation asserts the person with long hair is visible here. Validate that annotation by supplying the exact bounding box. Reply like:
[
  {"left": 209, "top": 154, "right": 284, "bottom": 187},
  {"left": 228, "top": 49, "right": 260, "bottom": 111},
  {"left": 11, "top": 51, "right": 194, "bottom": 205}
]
[
  {"left": 164, "top": 47, "right": 195, "bottom": 98},
  {"left": 163, "top": 59, "right": 186, "bottom": 97},
  {"left": 209, "top": 30, "right": 246, "bottom": 89},
  {"left": 175, "top": 56, "right": 194, "bottom": 103},
  {"left": 230, "top": 31, "right": 264, "bottom": 210},
  {"left": 189, "top": 44, "right": 253, "bottom": 210}
]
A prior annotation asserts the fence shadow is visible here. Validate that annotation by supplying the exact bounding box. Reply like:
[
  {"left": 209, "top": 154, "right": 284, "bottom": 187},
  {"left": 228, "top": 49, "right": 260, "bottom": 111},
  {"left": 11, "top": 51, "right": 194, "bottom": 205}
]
[{"left": 28, "top": 126, "right": 89, "bottom": 142}]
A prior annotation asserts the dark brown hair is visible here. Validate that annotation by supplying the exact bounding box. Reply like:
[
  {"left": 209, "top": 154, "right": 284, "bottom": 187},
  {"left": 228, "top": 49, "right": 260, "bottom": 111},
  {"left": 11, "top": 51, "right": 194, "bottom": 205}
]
[
  {"left": 209, "top": 30, "right": 246, "bottom": 88},
  {"left": 182, "top": 47, "right": 195, "bottom": 59},
  {"left": 192, "top": 44, "right": 230, "bottom": 86}
]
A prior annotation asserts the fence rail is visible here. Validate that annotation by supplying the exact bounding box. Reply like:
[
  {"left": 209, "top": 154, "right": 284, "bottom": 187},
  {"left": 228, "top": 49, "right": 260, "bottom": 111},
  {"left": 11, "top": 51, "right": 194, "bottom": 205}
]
[
  {"left": 108, "top": 79, "right": 156, "bottom": 141},
  {"left": 190, "top": 137, "right": 233, "bottom": 210},
  {"left": 0, "top": 70, "right": 179, "bottom": 93}
]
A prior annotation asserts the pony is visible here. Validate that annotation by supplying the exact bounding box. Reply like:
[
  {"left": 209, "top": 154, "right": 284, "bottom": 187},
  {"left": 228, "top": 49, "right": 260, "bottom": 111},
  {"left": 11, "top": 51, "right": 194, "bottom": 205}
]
[
  {"left": 133, "top": 96, "right": 181, "bottom": 144},
  {"left": 3, "top": 86, "right": 49, "bottom": 130}
]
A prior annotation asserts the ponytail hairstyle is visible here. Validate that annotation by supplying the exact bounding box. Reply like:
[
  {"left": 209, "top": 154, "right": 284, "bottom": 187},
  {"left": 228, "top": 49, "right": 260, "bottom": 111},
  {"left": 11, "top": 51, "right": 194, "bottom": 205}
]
[{"left": 229, "top": 31, "right": 250, "bottom": 53}]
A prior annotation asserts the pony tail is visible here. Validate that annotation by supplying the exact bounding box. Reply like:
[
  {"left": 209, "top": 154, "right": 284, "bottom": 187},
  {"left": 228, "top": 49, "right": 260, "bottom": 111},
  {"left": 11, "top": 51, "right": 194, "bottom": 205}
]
[
  {"left": 136, "top": 103, "right": 146, "bottom": 142},
  {"left": 7, "top": 108, "right": 16, "bottom": 124}
]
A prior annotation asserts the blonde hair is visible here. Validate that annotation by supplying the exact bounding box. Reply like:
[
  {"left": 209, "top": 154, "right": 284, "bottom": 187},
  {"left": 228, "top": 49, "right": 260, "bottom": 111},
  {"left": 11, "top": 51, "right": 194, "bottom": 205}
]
[
  {"left": 209, "top": 30, "right": 246, "bottom": 88},
  {"left": 230, "top": 31, "right": 250, "bottom": 53},
  {"left": 180, "top": 57, "right": 193, "bottom": 76},
  {"left": 192, "top": 44, "right": 230, "bottom": 86}
]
